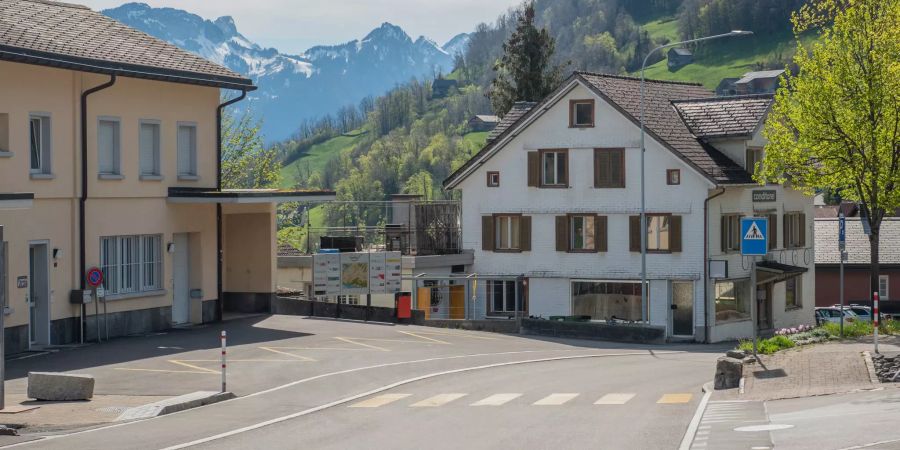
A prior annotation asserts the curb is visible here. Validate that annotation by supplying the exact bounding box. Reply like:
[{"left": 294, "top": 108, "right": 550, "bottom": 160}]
[
  {"left": 678, "top": 381, "right": 713, "bottom": 450},
  {"left": 862, "top": 351, "right": 880, "bottom": 384},
  {"left": 117, "top": 391, "right": 236, "bottom": 421}
]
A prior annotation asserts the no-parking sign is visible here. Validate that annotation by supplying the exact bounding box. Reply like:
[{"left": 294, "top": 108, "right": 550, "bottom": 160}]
[{"left": 86, "top": 267, "right": 104, "bottom": 288}]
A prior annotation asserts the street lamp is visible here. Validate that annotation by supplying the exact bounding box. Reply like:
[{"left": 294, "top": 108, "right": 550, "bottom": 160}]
[{"left": 638, "top": 30, "right": 753, "bottom": 323}]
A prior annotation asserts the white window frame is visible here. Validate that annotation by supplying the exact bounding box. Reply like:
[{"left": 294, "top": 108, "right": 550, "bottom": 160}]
[
  {"left": 541, "top": 150, "right": 566, "bottom": 186},
  {"left": 722, "top": 214, "right": 742, "bottom": 252},
  {"left": 487, "top": 280, "right": 518, "bottom": 314},
  {"left": 97, "top": 117, "right": 122, "bottom": 176},
  {"left": 100, "top": 234, "right": 163, "bottom": 296},
  {"left": 879, "top": 275, "right": 889, "bottom": 301},
  {"left": 746, "top": 147, "right": 763, "bottom": 173},
  {"left": 495, "top": 215, "right": 521, "bottom": 251},
  {"left": 570, "top": 215, "right": 596, "bottom": 251},
  {"left": 785, "top": 276, "right": 801, "bottom": 309},
  {"left": 646, "top": 214, "right": 670, "bottom": 251},
  {"left": 177, "top": 122, "right": 198, "bottom": 178},
  {"left": 29, "top": 113, "right": 52, "bottom": 174},
  {"left": 139, "top": 119, "right": 162, "bottom": 177},
  {"left": 785, "top": 213, "right": 803, "bottom": 248}
]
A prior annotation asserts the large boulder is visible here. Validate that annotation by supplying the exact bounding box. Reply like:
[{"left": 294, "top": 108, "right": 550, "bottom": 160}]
[
  {"left": 714, "top": 357, "right": 744, "bottom": 390},
  {"left": 27, "top": 372, "right": 94, "bottom": 401}
]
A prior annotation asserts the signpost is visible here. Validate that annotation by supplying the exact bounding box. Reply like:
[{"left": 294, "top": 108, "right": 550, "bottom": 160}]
[
  {"left": 0, "top": 225, "right": 6, "bottom": 410},
  {"left": 741, "top": 217, "right": 768, "bottom": 359},
  {"left": 839, "top": 213, "right": 846, "bottom": 337},
  {"left": 86, "top": 267, "right": 103, "bottom": 343},
  {"left": 874, "top": 291, "right": 880, "bottom": 354}
]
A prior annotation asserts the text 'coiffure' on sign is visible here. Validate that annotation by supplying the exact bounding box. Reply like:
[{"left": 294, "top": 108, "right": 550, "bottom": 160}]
[{"left": 752, "top": 190, "right": 776, "bottom": 202}]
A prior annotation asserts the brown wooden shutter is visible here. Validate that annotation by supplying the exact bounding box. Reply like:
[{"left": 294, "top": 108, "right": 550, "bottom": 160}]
[
  {"left": 798, "top": 213, "right": 806, "bottom": 247},
  {"left": 596, "top": 215, "right": 608, "bottom": 252},
  {"left": 594, "top": 150, "right": 607, "bottom": 188},
  {"left": 560, "top": 151, "right": 569, "bottom": 186},
  {"left": 720, "top": 216, "right": 727, "bottom": 253},
  {"left": 669, "top": 215, "right": 682, "bottom": 252},
  {"left": 767, "top": 213, "right": 777, "bottom": 250},
  {"left": 520, "top": 216, "right": 532, "bottom": 251},
  {"left": 611, "top": 149, "right": 624, "bottom": 187},
  {"left": 527, "top": 152, "right": 540, "bottom": 187},
  {"left": 629, "top": 215, "right": 641, "bottom": 252},
  {"left": 556, "top": 215, "right": 568, "bottom": 252},
  {"left": 783, "top": 213, "right": 791, "bottom": 248},
  {"left": 482, "top": 215, "right": 494, "bottom": 251}
]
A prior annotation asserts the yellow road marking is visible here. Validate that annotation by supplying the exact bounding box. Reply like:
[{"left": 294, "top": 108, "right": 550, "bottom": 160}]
[
  {"left": 258, "top": 346, "right": 317, "bottom": 361},
  {"left": 657, "top": 393, "right": 693, "bottom": 404},
  {"left": 114, "top": 367, "right": 213, "bottom": 375},
  {"left": 396, "top": 330, "right": 451, "bottom": 344},
  {"left": 335, "top": 337, "right": 389, "bottom": 352},
  {"left": 595, "top": 393, "right": 636, "bottom": 405},
  {"left": 471, "top": 393, "right": 522, "bottom": 406},
  {"left": 168, "top": 360, "right": 221, "bottom": 374},
  {"left": 410, "top": 393, "right": 467, "bottom": 407},
  {"left": 349, "top": 393, "right": 411, "bottom": 408},
  {"left": 533, "top": 393, "right": 579, "bottom": 405}
]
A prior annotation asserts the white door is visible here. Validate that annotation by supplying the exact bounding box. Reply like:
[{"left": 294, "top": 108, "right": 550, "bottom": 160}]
[
  {"left": 28, "top": 242, "right": 50, "bottom": 347},
  {"left": 172, "top": 234, "right": 190, "bottom": 324}
]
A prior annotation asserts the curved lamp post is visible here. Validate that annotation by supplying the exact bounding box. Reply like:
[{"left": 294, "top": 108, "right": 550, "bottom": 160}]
[{"left": 639, "top": 30, "right": 753, "bottom": 323}]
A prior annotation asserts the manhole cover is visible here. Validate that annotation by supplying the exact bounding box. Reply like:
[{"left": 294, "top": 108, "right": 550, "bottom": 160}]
[{"left": 734, "top": 424, "right": 794, "bottom": 432}]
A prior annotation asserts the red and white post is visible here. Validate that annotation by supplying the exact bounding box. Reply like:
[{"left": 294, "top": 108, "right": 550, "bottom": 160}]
[
  {"left": 221, "top": 330, "right": 227, "bottom": 392},
  {"left": 873, "top": 292, "right": 880, "bottom": 354}
]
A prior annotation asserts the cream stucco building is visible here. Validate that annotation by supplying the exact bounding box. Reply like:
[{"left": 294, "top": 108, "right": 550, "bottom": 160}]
[{"left": 0, "top": 0, "right": 332, "bottom": 353}]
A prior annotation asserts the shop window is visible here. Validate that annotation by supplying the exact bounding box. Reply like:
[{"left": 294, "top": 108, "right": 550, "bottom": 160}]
[
  {"left": 715, "top": 279, "right": 750, "bottom": 323},
  {"left": 571, "top": 281, "right": 648, "bottom": 322},
  {"left": 487, "top": 280, "right": 518, "bottom": 314},
  {"left": 785, "top": 277, "right": 801, "bottom": 309}
]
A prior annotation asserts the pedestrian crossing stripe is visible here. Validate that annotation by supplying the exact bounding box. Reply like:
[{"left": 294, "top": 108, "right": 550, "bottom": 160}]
[
  {"left": 533, "top": 393, "right": 580, "bottom": 405},
  {"left": 744, "top": 222, "right": 764, "bottom": 240},
  {"left": 594, "top": 393, "right": 636, "bottom": 405},
  {"left": 349, "top": 393, "right": 411, "bottom": 408},
  {"left": 410, "top": 393, "right": 467, "bottom": 407},
  {"left": 347, "top": 392, "right": 693, "bottom": 408},
  {"left": 657, "top": 393, "right": 693, "bottom": 404},
  {"left": 471, "top": 393, "right": 522, "bottom": 406}
]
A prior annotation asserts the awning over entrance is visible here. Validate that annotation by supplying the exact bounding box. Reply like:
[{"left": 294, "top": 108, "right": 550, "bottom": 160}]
[
  {"left": 167, "top": 187, "right": 335, "bottom": 204},
  {"left": 756, "top": 260, "right": 808, "bottom": 284},
  {"left": 0, "top": 193, "right": 34, "bottom": 209}
]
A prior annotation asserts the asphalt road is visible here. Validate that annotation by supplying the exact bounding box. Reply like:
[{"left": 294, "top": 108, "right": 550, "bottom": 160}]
[{"left": 0, "top": 315, "right": 727, "bottom": 450}]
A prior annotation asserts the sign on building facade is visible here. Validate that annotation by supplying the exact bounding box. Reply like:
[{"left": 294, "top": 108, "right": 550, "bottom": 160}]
[{"left": 313, "top": 252, "right": 402, "bottom": 296}]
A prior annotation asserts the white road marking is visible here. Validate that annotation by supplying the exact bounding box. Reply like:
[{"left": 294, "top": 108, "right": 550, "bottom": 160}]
[
  {"left": 471, "top": 393, "right": 522, "bottom": 406},
  {"left": 396, "top": 330, "right": 451, "bottom": 344},
  {"left": 594, "top": 393, "right": 636, "bottom": 405},
  {"left": 678, "top": 382, "right": 713, "bottom": 450},
  {"left": 534, "top": 393, "right": 579, "bottom": 406},
  {"left": 410, "top": 393, "right": 467, "bottom": 407},
  {"left": 349, "top": 394, "right": 411, "bottom": 408}
]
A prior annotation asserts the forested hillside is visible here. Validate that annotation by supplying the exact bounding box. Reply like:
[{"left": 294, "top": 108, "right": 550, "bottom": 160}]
[{"left": 276, "top": 0, "right": 809, "bottom": 246}]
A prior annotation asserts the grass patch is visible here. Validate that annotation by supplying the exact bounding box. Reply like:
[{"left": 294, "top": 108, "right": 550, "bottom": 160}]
[
  {"left": 461, "top": 131, "right": 488, "bottom": 149},
  {"left": 641, "top": 16, "right": 679, "bottom": 43},
  {"left": 738, "top": 334, "right": 796, "bottom": 355},
  {"left": 279, "top": 131, "right": 367, "bottom": 188}
]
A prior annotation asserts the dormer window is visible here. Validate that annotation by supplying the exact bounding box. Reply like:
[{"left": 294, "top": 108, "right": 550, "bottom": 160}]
[{"left": 569, "top": 99, "right": 595, "bottom": 128}]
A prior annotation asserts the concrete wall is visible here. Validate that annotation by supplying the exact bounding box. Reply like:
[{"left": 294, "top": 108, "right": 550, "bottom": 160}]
[
  {"left": 223, "top": 205, "right": 277, "bottom": 294},
  {"left": 0, "top": 61, "right": 224, "bottom": 351}
]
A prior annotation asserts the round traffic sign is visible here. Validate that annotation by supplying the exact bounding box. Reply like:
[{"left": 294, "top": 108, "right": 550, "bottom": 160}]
[{"left": 86, "top": 267, "right": 104, "bottom": 288}]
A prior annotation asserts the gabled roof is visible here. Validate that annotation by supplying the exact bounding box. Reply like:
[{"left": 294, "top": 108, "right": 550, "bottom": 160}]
[
  {"left": 815, "top": 218, "right": 900, "bottom": 265},
  {"left": 473, "top": 115, "right": 500, "bottom": 123},
  {"left": 672, "top": 94, "right": 773, "bottom": 139},
  {"left": 0, "top": 0, "right": 254, "bottom": 90},
  {"left": 735, "top": 70, "right": 784, "bottom": 84},
  {"left": 486, "top": 102, "right": 536, "bottom": 143},
  {"left": 669, "top": 48, "right": 693, "bottom": 56},
  {"left": 444, "top": 71, "right": 754, "bottom": 189}
]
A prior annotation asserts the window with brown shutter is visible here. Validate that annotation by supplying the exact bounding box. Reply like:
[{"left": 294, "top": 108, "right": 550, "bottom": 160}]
[
  {"left": 568, "top": 214, "right": 597, "bottom": 252},
  {"left": 596, "top": 216, "right": 608, "bottom": 252},
  {"left": 482, "top": 215, "right": 494, "bottom": 251},
  {"left": 784, "top": 212, "right": 805, "bottom": 248},
  {"left": 493, "top": 214, "right": 524, "bottom": 252},
  {"left": 594, "top": 148, "right": 625, "bottom": 188},
  {"left": 556, "top": 216, "right": 568, "bottom": 252},
  {"left": 629, "top": 216, "right": 640, "bottom": 252},
  {"left": 539, "top": 149, "right": 568, "bottom": 187},
  {"left": 767, "top": 213, "right": 778, "bottom": 250},
  {"left": 669, "top": 215, "right": 682, "bottom": 252},
  {"left": 721, "top": 214, "right": 742, "bottom": 253},
  {"left": 569, "top": 99, "right": 595, "bottom": 128},
  {"left": 630, "top": 214, "right": 679, "bottom": 253},
  {"left": 520, "top": 216, "right": 532, "bottom": 251}
]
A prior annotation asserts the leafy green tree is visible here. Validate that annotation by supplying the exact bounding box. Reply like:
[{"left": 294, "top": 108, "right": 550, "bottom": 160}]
[
  {"left": 221, "top": 105, "right": 280, "bottom": 189},
  {"left": 403, "top": 170, "right": 435, "bottom": 200},
  {"left": 760, "top": 0, "right": 900, "bottom": 304},
  {"left": 489, "top": 1, "right": 565, "bottom": 117}
]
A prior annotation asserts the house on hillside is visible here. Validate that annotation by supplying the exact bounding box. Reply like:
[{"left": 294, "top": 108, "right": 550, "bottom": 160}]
[
  {"left": 815, "top": 218, "right": 899, "bottom": 306},
  {"left": 715, "top": 78, "right": 739, "bottom": 96},
  {"left": 734, "top": 70, "right": 785, "bottom": 95},
  {"left": 468, "top": 115, "right": 500, "bottom": 132},
  {"left": 443, "top": 72, "right": 814, "bottom": 343},
  {"left": 0, "top": 0, "right": 333, "bottom": 352},
  {"left": 667, "top": 48, "right": 693, "bottom": 70},
  {"left": 432, "top": 78, "right": 458, "bottom": 98}
]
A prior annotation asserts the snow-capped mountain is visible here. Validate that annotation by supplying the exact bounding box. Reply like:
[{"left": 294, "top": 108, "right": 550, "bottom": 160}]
[
  {"left": 103, "top": 3, "right": 458, "bottom": 142},
  {"left": 442, "top": 33, "right": 471, "bottom": 56}
]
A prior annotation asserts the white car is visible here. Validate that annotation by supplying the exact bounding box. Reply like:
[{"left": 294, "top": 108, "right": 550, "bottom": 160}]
[
  {"left": 815, "top": 307, "right": 860, "bottom": 325},
  {"left": 832, "top": 304, "right": 873, "bottom": 322}
]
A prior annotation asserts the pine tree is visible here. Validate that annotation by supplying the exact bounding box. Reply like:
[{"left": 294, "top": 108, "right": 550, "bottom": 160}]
[{"left": 489, "top": 2, "right": 565, "bottom": 117}]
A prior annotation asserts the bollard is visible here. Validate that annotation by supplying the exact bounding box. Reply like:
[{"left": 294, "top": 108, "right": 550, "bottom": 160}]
[
  {"left": 221, "top": 330, "right": 227, "bottom": 393},
  {"left": 873, "top": 292, "right": 879, "bottom": 354}
]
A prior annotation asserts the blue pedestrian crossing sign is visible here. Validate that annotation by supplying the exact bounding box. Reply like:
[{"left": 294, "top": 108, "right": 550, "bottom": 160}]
[{"left": 741, "top": 217, "right": 768, "bottom": 256}]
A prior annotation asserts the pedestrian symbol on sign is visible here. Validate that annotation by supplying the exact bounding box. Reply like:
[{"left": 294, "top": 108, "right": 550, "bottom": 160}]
[{"left": 744, "top": 222, "right": 764, "bottom": 240}]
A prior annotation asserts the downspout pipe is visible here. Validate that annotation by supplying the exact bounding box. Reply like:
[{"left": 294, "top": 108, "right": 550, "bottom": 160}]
[
  {"left": 215, "top": 90, "right": 248, "bottom": 321},
  {"left": 79, "top": 74, "right": 117, "bottom": 290},
  {"left": 703, "top": 187, "right": 726, "bottom": 343}
]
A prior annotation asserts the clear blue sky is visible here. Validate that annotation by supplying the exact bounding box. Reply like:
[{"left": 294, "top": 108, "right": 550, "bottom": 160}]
[{"left": 77, "top": 0, "right": 519, "bottom": 54}]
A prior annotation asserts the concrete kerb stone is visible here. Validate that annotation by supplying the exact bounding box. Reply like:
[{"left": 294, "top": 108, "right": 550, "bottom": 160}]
[
  {"left": 116, "top": 391, "right": 236, "bottom": 421},
  {"left": 27, "top": 372, "right": 95, "bottom": 401},
  {"left": 863, "top": 351, "right": 881, "bottom": 384}
]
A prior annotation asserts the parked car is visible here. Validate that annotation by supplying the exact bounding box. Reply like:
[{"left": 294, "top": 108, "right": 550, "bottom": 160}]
[
  {"left": 832, "top": 304, "right": 872, "bottom": 321},
  {"left": 815, "top": 307, "right": 859, "bottom": 325}
]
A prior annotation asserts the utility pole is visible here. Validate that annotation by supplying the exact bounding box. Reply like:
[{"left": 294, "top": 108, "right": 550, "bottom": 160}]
[
  {"left": 0, "top": 225, "right": 6, "bottom": 410},
  {"left": 839, "top": 212, "right": 845, "bottom": 337}
]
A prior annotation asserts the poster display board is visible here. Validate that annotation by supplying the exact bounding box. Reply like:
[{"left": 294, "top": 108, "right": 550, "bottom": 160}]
[{"left": 313, "top": 251, "right": 403, "bottom": 296}]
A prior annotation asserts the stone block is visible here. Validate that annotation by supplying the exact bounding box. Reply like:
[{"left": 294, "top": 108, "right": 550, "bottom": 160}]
[
  {"left": 726, "top": 349, "right": 747, "bottom": 359},
  {"left": 27, "top": 372, "right": 94, "bottom": 401},
  {"left": 714, "top": 357, "right": 743, "bottom": 390}
]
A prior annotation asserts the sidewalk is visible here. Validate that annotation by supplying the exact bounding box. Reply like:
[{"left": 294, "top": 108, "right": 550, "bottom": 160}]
[
  {"left": 714, "top": 335, "right": 900, "bottom": 401},
  {"left": 0, "top": 393, "right": 171, "bottom": 433}
]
